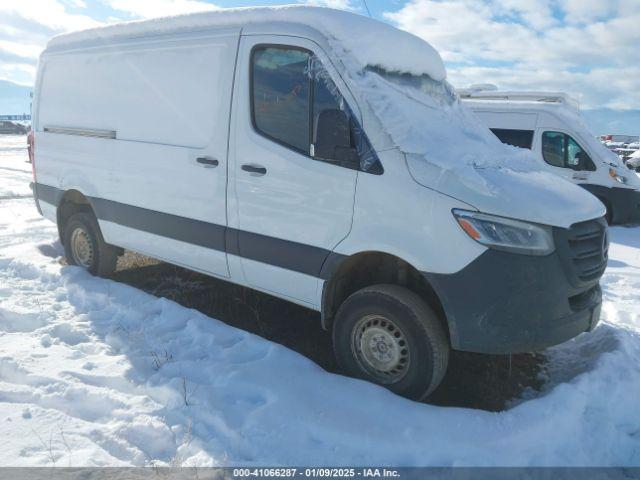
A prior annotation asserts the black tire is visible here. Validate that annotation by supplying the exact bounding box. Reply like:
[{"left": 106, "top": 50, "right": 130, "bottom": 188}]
[
  {"left": 63, "top": 212, "right": 118, "bottom": 277},
  {"left": 332, "top": 284, "right": 449, "bottom": 400}
]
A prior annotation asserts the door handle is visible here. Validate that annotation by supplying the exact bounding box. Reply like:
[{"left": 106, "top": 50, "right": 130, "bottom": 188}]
[
  {"left": 196, "top": 157, "right": 219, "bottom": 167},
  {"left": 241, "top": 164, "right": 267, "bottom": 175}
]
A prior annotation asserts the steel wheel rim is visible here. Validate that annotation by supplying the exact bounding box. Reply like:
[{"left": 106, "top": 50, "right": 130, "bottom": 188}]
[
  {"left": 70, "top": 227, "right": 94, "bottom": 268},
  {"left": 351, "top": 314, "right": 410, "bottom": 384}
]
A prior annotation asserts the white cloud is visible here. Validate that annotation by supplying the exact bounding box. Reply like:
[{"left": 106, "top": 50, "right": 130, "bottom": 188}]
[
  {"left": 560, "top": 0, "right": 615, "bottom": 24},
  {"left": 0, "top": 63, "right": 37, "bottom": 86},
  {"left": 385, "top": 0, "right": 640, "bottom": 109},
  {"left": 0, "top": 40, "right": 42, "bottom": 60},
  {"left": 0, "top": 0, "right": 220, "bottom": 87},
  {"left": 496, "top": 0, "right": 557, "bottom": 30},
  {"left": 62, "top": 0, "right": 88, "bottom": 8},
  {"left": 0, "top": 0, "right": 100, "bottom": 35},
  {"left": 0, "top": 0, "right": 103, "bottom": 89},
  {"left": 105, "top": 0, "right": 217, "bottom": 19}
]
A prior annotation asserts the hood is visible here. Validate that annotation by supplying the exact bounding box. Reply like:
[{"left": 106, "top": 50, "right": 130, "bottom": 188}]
[
  {"left": 406, "top": 156, "right": 605, "bottom": 229},
  {"left": 350, "top": 69, "right": 605, "bottom": 228}
]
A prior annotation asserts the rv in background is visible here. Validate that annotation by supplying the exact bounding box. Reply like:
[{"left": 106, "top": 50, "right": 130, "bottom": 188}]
[{"left": 461, "top": 89, "right": 640, "bottom": 225}]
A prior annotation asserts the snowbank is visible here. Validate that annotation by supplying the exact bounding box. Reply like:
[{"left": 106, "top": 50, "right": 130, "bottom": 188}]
[
  {"left": 0, "top": 135, "right": 32, "bottom": 199},
  {"left": 46, "top": 6, "right": 446, "bottom": 81}
]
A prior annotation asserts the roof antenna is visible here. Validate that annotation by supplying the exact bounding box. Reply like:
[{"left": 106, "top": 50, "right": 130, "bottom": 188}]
[{"left": 361, "top": 0, "right": 372, "bottom": 17}]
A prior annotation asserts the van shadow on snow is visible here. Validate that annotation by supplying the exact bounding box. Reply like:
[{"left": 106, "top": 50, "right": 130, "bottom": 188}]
[{"left": 103, "top": 250, "right": 547, "bottom": 412}]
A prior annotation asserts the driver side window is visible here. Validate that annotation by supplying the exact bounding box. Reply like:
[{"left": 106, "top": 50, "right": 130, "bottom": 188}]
[
  {"left": 542, "top": 131, "right": 596, "bottom": 171},
  {"left": 251, "top": 45, "right": 381, "bottom": 174}
]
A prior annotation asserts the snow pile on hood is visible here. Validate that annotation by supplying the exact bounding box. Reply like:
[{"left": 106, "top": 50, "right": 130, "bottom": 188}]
[
  {"left": 356, "top": 70, "right": 528, "bottom": 171},
  {"left": 46, "top": 5, "right": 446, "bottom": 81}
]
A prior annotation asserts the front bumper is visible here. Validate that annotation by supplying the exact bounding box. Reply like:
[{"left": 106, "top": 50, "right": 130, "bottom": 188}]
[{"left": 424, "top": 218, "right": 607, "bottom": 354}]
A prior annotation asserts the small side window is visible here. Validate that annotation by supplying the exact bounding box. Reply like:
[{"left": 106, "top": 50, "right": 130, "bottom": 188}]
[
  {"left": 542, "top": 131, "right": 596, "bottom": 171},
  {"left": 490, "top": 128, "right": 534, "bottom": 149}
]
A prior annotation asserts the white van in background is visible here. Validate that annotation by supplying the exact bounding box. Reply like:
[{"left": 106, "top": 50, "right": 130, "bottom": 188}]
[
  {"left": 31, "top": 6, "right": 608, "bottom": 400},
  {"left": 461, "top": 89, "right": 640, "bottom": 224}
]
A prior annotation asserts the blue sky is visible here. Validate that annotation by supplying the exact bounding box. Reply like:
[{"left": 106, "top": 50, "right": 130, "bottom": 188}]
[{"left": 1, "top": 0, "right": 639, "bottom": 134}]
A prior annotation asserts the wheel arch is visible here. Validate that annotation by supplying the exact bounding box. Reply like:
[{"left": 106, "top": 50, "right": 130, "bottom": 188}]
[
  {"left": 56, "top": 189, "right": 96, "bottom": 245},
  {"left": 320, "top": 250, "right": 450, "bottom": 343}
]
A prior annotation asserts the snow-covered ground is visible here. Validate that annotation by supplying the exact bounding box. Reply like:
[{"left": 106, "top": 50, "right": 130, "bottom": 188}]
[
  {"left": 0, "top": 136, "right": 32, "bottom": 200},
  {"left": 0, "top": 135, "right": 639, "bottom": 467}
]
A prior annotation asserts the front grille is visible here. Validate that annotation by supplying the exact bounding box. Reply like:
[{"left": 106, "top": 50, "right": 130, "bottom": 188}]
[{"left": 566, "top": 219, "right": 608, "bottom": 284}]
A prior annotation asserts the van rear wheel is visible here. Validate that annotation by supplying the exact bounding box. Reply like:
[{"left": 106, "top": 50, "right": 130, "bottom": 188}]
[
  {"left": 333, "top": 284, "right": 449, "bottom": 401},
  {"left": 63, "top": 212, "right": 118, "bottom": 277}
]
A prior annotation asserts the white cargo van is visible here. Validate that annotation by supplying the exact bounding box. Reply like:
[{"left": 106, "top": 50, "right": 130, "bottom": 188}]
[
  {"left": 461, "top": 90, "right": 640, "bottom": 225},
  {"left": 31, "top": 6, "right": 608, "bottom": 400}
]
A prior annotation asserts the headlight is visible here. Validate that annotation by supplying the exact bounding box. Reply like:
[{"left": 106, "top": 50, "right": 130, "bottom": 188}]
[
  {"left": 609, "top": 168, "right": 628, "bottom": 184},
  {"left": 453, "top": 210, "right": 555, "bottom": 256}
]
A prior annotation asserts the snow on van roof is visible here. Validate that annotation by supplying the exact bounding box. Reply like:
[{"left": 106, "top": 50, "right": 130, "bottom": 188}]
[{"left": 46, "top": 5, "right": 446, "bottom": 81}]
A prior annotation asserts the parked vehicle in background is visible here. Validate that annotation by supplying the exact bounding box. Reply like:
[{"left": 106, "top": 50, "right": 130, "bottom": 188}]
[
  {"left": 461, "top": 89, "right": 640, "bottom": 225},
  {"left": 601, "top": 134, "right": 639, "bottom": 144},
  {"left": 30, "top": 6, "right": 608, "bottom": 400},
  {"left": 627, "top": 150, "right": 640, "bottom": 172},
  {"left": 0, "top": 120, "right": 27, "bottom": 134},
  {"left": 616, "top": 148, "right": 638, "bottom": 162}
]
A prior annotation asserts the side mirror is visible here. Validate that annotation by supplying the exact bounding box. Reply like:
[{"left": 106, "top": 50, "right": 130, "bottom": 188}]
[
  {"left": 313, "top": 109, "right": 359, "bottom": 170},
  {"left": 573, "top": 151, "right": 592, "bottom": 170},
  {"left": 568, "top": 152, "right": 580, "bottom": 169}
]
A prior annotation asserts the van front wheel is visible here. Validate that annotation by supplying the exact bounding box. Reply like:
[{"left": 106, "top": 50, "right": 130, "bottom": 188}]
[
  {"left": 63, "top": 212, "right": 118, "bottom": 277},
  {"left": 333, "top": 284, "right": 449, "bottom": 401}
]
